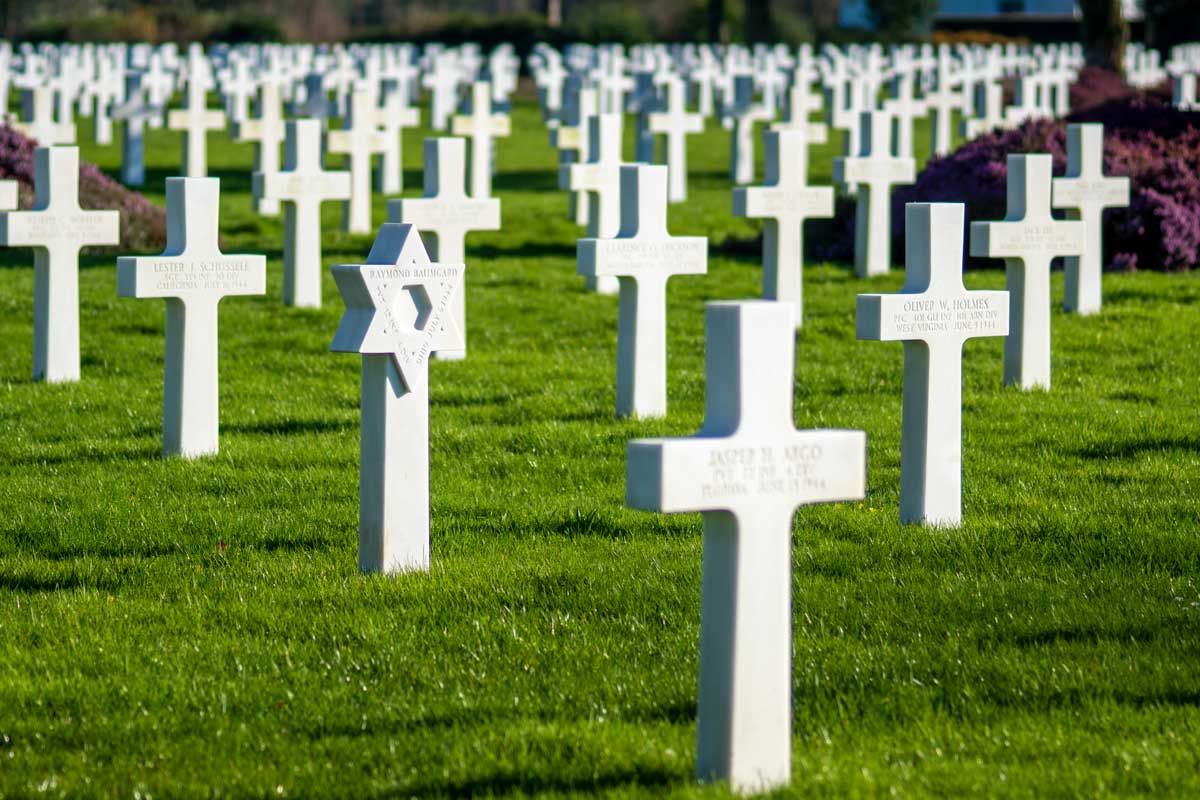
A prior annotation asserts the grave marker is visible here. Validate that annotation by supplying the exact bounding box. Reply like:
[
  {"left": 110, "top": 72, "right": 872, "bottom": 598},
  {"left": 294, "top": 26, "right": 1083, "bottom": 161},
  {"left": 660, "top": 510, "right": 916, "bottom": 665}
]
[
  {"left": 331, "top": 223, "right": 464, "bottom": 574},
  {"left": 832, "top": 111, "right": 915, "bottom": 277},
  {"left": 562, "top": 112, "right": 626, "bottom": 294},
  {"left": 578, "top": 165, "right": 707, "bottom": 418},
  {"left": 166, "top": 50, "right": 227, "bottom": 178},
  {"left": 733, "top": 130, "right": 834, "bottom": 327},
  {"left": 234, "top": 83, "right": 286, "bottom": 216},
  {"left": 0, "top": 147, "right": 119, "bottom": 382},
  {"left": 648, "top": 75, "right": 703, "bottom": 202},
  {"left": 857, "top": 203, "right": 1008, "bottom": 526},
  {"left": 255, "top": 119, "right": 351, "bottom": 308},
  {"left": 970, "top": 154, "right": 1085, "bottom": 389},
  {"left": 389, "top": 138, "right": 499, "bottom": 362},
  {"left": 1051, "top": 123, "right": 1129, "bottom": 315},
  {"left": 117, "top": 178, "right": 266, "bottom": 457},
  {"left": 329, "top": 89, "right": 389, "bottom": 234},
  {"left": 626, "top": 300, "right": 866, "bottom": 794},
  {"left": 451, "top": 81, "right": 511, "bottom": 199}
]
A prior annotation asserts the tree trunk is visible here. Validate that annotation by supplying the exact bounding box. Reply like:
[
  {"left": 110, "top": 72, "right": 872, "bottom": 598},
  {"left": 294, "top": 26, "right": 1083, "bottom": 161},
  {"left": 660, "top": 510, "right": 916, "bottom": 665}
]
[
  {"left": 707, "top": 0, "right": 726, "bottom": 43},
  {"left": 1079, "top": 0, "right": 1127, "bottom": 75},
  {"left": 545, "top": 0, "right": 562, "bottom": 27},
  {"left": 745, "top": 0, "right": 773, "bottom": 43}
]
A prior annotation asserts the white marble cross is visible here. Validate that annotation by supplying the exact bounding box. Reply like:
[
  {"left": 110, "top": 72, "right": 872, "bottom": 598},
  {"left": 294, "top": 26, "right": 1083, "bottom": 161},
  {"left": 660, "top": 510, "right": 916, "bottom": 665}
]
[
  {"left": 166, "top": 50, "right": 227, "bottom": 178},
  {"left": 730, "top": 99, "right": 774, "bottom": 186},
  {"left": 962, "top": 81, "right": 1005, "bottom": 140},
  {"left": 857, "top": 203, "right": 1008, "bottom": 527},
  {"left": 234, "top": 83, "right": 286, "bottom": 216},
  {"left": 450, "top": 81, "right": 511, "bottom": 200},
  {"left": 12, "top": 86, "right": 75, "bottom": 145},
  {"left": 373, "top": 80, "right": 420, "bottom": 195},
  {"left": 648, "top": 75, "right": 704, "bottom": 202},
  {"left": 626, "top": 300, "right": 866, "bottom": 795},
  {"left": 771, "top": 73, "right": 828, "bottom": 146},
  {"left": 577, "top": 165, "right": 707, "bottom": 418},
  {"left": 389, "top": 137, "right": 500, "bottom": 362},
  {"left": 562, "top": 112, "right": 626, "bottom": 295},
  {"left": 970, "top": 154, "right": 1085, "bottom": 390},
  {"left": 329, "top": 89, "right": 389, "bottom": 234},
  {"left": 924, "top": 67, "right": 962, "bottom": 157},
  {"left": 330, "top": 222, "right": 464, "bottom": 574},
  {"left": 832, "top": 111, "right": 915, "bottom": 278},
  {"left": 553, "top": 82, "right": 599, "bottom": 227},
  {"left": 117, "top": 178, "right": 266, "bottom": 458},
  {"left": 255, "top": 119, "right": 351, "bottom": 309},
  {"left": 1051, "top": 123, "right": 1129, "bottom": 315},
  {"left": 883, "top": 72, "right": 922, "bottom": 159},
  {"left": 0, "top": 146, "right": 119, "bottom": 382},
  {"left": 733, "top": 130, "right": 834, "bottom": 327}
]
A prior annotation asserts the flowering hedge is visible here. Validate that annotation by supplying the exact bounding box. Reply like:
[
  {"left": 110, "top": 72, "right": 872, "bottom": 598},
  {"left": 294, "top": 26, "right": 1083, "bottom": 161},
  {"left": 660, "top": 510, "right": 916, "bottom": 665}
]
[
  {"left": 819, "top": 90, "right": 1200, "bottom": 272},
  {"left": 0, "top": 124, "right": 166, "bottom": 253}
]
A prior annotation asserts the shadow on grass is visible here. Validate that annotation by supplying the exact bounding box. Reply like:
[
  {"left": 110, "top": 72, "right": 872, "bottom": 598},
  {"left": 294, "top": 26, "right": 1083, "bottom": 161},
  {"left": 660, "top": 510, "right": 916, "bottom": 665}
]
[
  {"left": 470, "top": 241, "right": 577, "bottom": 260},
  {"left": 395, "top": 766, "right": 680, "bottom": 799},
  {"left": 550, "top": 508, "right": 630, "bottom": 541},
  {"left": 224, "top": 417, "right": 353, "bottom": 438},
  {"left": 492, "top": 168, "right": 562, "bottom": 193},
  {"left": 1075, "top": 435, "right": 1200, "bottom": 460},
  {"left": 0, "top": 570, "right": 120, "bottom": 593}
]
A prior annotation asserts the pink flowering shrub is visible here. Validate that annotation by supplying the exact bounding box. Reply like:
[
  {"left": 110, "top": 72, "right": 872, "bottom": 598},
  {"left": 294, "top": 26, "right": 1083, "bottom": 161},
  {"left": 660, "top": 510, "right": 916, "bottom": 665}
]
[
  {"left": 0, "top": 124, "right": 165, "bottom": 253},
  {"left": 818, "top": 97, "right": 1200, "bottom": 272}
]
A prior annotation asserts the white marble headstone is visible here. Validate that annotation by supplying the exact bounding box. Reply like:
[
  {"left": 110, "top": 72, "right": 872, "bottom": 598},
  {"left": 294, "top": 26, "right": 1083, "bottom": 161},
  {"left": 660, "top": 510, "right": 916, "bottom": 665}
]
[
  {"left": 117, "top": 178, "right": 266, "bottom": 458},
  {"left": 255, "top": 119, "right": 351, "bottom": 309},
  {"left": 733, "top": 130, "right": 833, "bottom": 327},
  {"left": 330, "top": 222, "right": 464, "bottom": 574},
  {"left": 832, "top": 111, "right": 915, "bottom": 278},
  {"left": 1051, "top": 123, "right": 1129, "bottom": 315},
  {"left": 578, "top": 165, "right": 707, "bottom": 419},
  {"left": 970, "top": 154, "right": 1085, "bottom": 390},
  {"left": 389, "top": 138, "right": 500, "bottom": 362},
  {"left": 857, "top": 203, "right": 1008, "bottom": 526},
  {"left": 626, "top": 300, "right": 866, "bottom": 795},
  {"left": 0, "top": 147, "right": 119, "bottom": 382}
]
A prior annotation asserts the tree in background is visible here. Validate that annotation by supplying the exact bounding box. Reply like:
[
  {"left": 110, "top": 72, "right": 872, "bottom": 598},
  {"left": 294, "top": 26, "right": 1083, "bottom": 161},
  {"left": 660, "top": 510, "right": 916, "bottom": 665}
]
[
  {"left": 864, "top": 0, "right": 937, "bottom": 40},
  {"left": 744, "top": 0, "right": 772, "bottom": 42},
  {"left": 707, "top": 0, "right": 726, "bottom": 42},
  {"left": 1079, "top": 0, "right": 1127, "bottom": 74},
  {"left": 1143, "top": 0, "right": 1200, "bottom": 53}
]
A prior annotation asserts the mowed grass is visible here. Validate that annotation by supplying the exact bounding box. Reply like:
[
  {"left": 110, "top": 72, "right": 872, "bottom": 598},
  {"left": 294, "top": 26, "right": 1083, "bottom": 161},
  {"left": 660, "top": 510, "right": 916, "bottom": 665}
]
[{"left": 1, "top": 85, "right": 1199, "bottom": 798}]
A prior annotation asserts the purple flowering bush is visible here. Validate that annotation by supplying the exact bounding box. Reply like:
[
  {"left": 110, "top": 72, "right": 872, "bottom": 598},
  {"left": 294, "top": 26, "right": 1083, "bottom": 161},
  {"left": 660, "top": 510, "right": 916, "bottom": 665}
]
[
  {"left": 0, "top": 124, "right": 165, "bottom": 253},
  {"left": 819, "top": 82, "right": 1200, "bottom": 272}
]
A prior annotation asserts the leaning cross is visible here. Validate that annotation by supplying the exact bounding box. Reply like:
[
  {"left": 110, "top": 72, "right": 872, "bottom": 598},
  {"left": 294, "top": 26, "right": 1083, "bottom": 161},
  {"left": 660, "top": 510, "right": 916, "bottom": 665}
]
[
  {"left": 733, "top": 129, "right": 833, "bottom": 327},
  {"left": 450, "top": 81, "right": 511, "bottom": 199},
  {"left": 970, "top": 154, "right": 1085, "bottom": 390},
  {"left": 389, "top": 137, "right": 500, "bottom": 362},
  {"left": 330, "top": 222, "right": 464, "bottom": 574},
  {"left": 857, "top": 202, "right": 1008, "bottom": 526},
  {"left": 626, "top": 300, "right": 866, "bottom": 795},
  {"left": 578, "top": 164, "right": 707, "bottom": 419},
  {"left": 1051, "top": 123, "right": 1129, "bottom": 315},
  {"left": 0, "top": 146, "right": 119, "bottom": 382},
  {"left": 117, "top": 178, "right": 266, "bottom": 458},
  {"left": 254, "top": 119, "right": 351, "bottom": 309}
]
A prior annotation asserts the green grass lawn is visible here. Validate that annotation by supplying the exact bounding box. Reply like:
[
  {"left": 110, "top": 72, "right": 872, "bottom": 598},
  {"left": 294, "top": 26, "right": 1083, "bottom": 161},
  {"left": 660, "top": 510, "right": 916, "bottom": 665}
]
[{"left": 1, "top": 91, "right": 1199, "bottom": 798}]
